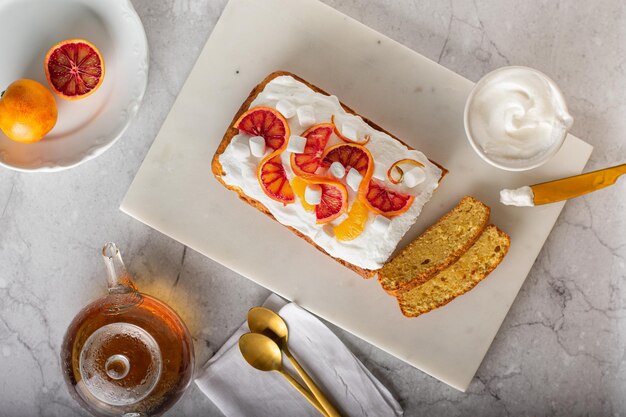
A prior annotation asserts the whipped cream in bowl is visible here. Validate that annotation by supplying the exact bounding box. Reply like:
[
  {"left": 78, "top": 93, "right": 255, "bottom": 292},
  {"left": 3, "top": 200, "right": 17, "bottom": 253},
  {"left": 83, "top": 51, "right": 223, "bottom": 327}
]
[{"left": 464, "top": 66, "right": 573, "bottom": 171}]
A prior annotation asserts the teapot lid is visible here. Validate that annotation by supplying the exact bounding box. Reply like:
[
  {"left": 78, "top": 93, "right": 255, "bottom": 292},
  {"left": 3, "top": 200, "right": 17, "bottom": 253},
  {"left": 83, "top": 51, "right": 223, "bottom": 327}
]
[{"left": 78, "top": 322, "right": 162, "bottom": 406}]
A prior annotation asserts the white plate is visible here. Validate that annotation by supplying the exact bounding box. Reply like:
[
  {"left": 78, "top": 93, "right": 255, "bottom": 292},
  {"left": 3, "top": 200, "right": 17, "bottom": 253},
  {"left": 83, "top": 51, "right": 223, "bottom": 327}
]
[
  {"left": 0, "top": 0, "right": 148, "bottom": 172},
  {"left": 121, "top": 0, "right": 592, "bottom": 391}
]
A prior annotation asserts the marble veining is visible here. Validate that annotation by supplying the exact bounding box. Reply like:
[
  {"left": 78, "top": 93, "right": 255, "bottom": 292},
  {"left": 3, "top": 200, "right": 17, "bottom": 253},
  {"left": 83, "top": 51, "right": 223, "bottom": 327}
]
[{"left": 1, "top": 0, "right": 625, "bottom": 415}]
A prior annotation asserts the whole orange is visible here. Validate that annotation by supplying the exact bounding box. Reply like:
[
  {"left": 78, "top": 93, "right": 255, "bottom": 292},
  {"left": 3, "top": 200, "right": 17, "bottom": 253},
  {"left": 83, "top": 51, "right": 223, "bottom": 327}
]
[{"left": 0, "top": 79, "right": 58, "bottom": 144}]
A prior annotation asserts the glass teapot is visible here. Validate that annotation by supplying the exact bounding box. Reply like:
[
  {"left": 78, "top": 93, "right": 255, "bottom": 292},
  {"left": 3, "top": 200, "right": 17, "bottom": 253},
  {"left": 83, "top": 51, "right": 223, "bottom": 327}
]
[{"left": 61, "top": 243, "right": 195, "bottom": 416}]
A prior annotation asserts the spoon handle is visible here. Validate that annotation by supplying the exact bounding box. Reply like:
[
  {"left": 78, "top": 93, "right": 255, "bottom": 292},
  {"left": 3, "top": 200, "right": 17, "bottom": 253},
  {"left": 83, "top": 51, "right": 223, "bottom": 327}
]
[
  {"left": 285, "top": 348, "right": 342, "bottom": 417},
  {"left": 279, "top": 369, "right": 330, "bottom": 417}
]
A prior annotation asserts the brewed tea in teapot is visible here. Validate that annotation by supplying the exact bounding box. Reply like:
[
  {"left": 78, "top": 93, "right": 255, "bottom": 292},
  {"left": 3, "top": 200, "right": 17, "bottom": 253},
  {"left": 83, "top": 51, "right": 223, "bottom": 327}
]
[{"left": 61, "top": 243, "right": 194, "bottom": 416}]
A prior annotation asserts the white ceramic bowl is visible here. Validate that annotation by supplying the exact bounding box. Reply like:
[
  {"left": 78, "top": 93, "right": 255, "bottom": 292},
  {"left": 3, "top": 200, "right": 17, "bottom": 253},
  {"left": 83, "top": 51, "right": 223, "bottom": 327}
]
[
  {"left": 0, "top": 0, "right": 148, "bottom": 172},
  {"left": 464, "top": 66, "right": 571, "bottom": 171}
]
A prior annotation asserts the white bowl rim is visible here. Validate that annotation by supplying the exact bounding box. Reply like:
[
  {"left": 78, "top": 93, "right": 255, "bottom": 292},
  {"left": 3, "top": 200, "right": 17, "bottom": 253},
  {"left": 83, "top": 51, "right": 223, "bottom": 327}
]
[{"left": 0, "top": 0, "right": 149, "bottom": 173}]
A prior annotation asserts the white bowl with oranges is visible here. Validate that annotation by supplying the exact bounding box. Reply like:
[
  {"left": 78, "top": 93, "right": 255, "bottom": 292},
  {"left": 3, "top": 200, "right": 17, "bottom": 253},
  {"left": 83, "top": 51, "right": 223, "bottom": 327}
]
[{"left": 0, "top": 0, "right": 148, "bottom": 172}]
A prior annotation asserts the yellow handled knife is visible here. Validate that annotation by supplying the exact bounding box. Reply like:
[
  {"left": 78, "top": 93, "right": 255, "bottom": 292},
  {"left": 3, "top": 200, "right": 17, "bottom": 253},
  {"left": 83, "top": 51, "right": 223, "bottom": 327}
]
[{"left": 501, "top": 163, "right": 626, "bottom": 206}]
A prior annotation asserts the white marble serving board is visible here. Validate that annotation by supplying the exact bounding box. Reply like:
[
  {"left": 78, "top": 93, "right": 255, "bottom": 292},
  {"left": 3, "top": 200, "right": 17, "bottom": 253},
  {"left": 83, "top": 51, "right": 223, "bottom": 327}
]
[{"left": 121, "top": 0, "right": 592, "bottom": 391}]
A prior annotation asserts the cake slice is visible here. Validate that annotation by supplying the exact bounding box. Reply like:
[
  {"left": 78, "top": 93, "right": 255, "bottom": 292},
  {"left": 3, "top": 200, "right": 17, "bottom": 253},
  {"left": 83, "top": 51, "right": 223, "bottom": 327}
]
[
  {"left": 377, "top": 196, "right": 490, "bottom": 295},
  {"left": 396, "top": 225, "right": 510, "bottom": 318}
]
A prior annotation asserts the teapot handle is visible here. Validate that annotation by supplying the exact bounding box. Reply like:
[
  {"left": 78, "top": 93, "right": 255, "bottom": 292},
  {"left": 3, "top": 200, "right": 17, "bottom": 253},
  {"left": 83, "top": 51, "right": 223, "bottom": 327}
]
[{"left": 102, "top": 243, "right": 137, "bottom": 294}]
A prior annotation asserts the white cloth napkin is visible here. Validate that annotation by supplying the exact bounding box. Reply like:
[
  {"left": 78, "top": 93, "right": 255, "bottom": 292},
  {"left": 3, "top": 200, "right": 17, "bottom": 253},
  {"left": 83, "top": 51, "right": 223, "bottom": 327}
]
[{"left": 195, "top": 294, "right": 403, "bottom": 417}]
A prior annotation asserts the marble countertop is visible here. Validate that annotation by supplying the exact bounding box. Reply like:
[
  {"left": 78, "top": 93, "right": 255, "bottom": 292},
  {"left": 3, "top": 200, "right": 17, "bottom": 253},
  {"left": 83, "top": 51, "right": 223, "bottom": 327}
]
[{"left": 1, "top": 0, "right": 625, "bottom": 415}]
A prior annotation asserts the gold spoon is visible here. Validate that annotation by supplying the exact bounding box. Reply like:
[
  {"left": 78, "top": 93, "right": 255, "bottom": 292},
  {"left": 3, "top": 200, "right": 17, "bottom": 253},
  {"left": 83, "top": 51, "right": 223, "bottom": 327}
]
[
  {"left": 238, "top": 333, "right": 329, "bottom": 417},
  {"left": 248, "top": 307, "right": 342, "bottom": 417}
]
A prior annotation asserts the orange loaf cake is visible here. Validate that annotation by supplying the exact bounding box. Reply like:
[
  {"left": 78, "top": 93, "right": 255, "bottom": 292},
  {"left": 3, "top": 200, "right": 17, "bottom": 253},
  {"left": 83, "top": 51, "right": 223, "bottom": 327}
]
[{"left": 212, "top": 71, "right": 446, "bottom": 278}]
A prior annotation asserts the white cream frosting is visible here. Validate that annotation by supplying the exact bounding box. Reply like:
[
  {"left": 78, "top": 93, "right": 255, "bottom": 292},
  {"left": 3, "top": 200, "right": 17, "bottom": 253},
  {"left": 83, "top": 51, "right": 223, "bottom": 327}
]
[
  {"left": 467, "top": 67, "right": 573, "bottom": 165},
  {"left": 219, "top": 76, "right": 442, "bottom": 269},
  {"left": 500, "top": 186, "right": 535, "bottom": 207}
]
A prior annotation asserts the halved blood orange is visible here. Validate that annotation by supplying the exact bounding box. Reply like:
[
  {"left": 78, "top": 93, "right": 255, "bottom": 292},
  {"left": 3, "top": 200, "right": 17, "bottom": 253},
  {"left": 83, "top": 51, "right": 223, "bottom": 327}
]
[
  {"left": 290, "top": 123, "right": 334, "bottom": 177},
  {"left": 44, "top": 39, "right": 104, "bottom": 100},
  {"left": 235, "top": 106, "right": 290, "bottom": 151},
  {"left": 331, "top": 115, "right": 371, "bottom": 145},
  {"left": 257, "top": 152, "right": 294, "bottom": 205},
  {"left": 298, "top": 178, "right": 348, "bottom": 224},
  {"left": 321, "top": 143, "right": 373, "bottom": 179},
  {"left": 359, "top": 180, "right": 414, "bottom": 216}
]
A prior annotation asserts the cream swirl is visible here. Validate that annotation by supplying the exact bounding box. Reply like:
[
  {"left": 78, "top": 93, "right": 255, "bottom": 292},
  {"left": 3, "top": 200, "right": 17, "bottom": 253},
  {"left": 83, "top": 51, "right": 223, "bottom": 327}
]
[{"left": 467, "top": 67, "right": 573, "bottom": 163}]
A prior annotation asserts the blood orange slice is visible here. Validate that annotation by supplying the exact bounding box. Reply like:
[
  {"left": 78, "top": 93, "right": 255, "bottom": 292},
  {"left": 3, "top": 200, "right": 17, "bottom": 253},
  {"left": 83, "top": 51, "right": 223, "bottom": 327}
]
[
  {"left": 291, "top": 176, "right": 315, "bottom": 211},
  {"left": 290, "top": 123, "right": 334, "bottom": 177},
  {"left": 257, "top": 152, "right": 294, "bottom": 204},
  {"left": 235, "top": 106, "right": 290, "bottom": 151},
  {"left": 300, "top": 178, "right": 348, "bottom": 224},
  {"left": 321, "top": 143, "right": 373, "bottom": 178},
  {"left": 44, "top": 39, "right": 104, "bottom": 100},
  {"left": 360, "top": 180, "right": 414, "bottom": 216},
  {"left": 333, "top": 199, "right": 369, "bottom": 241}
]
